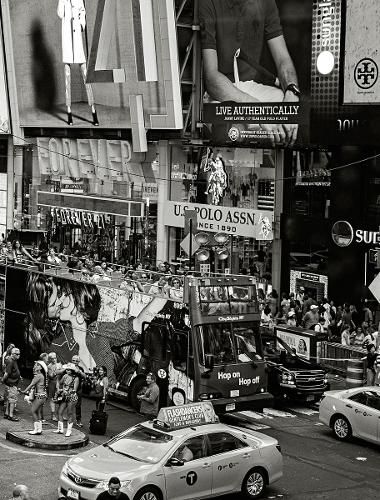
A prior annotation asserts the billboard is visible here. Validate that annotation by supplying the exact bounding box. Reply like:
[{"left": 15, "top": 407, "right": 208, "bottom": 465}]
[
  {"left": 0, "top": 21, "right": 10, "bottom": 133},
  {"left": 311, "top": 0, "right": 380, "bottom": 145},
  {"left": 2, "top": 0, "right": 182, "bottom": 143},
  {"left": 4, "top": 267, "right": 188, "bottom": 391},
  {"left": 199, "top": 0, "right": 312, "bottom": 148}
]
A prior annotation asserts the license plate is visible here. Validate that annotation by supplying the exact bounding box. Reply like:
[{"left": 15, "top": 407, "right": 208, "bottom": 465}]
[
  {"left": 306, "top": 396, "right": 315, "bottom": 402},
  {"left": 230, "top": 390, "right": 239, "bottom": 397},
  {"left": 226, "top": 403, "right": 235, "bottom": 411},
  {"left": 67, "top": 489, "right": 80, "bottom": 500}
]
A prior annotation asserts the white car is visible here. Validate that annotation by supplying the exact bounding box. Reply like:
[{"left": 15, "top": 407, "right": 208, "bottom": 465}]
[
  {"left": 59, "top": 402, "right": 283, "bottom": 500},
  {"left": 319, "top": 386, "right": 380, "bottom": 443}
]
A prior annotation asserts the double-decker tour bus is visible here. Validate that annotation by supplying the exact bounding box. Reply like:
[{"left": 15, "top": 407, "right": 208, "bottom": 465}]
[
  {"left": 117, "top": 275, "right": 273, "bottom": 413},
  {"left": 3, "top": 264, "right": 272, "bottom": 414}
]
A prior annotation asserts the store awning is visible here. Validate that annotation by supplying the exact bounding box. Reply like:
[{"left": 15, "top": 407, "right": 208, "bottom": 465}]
[{"left": 37, "top": 191, "right": 144, "bottom": 218}]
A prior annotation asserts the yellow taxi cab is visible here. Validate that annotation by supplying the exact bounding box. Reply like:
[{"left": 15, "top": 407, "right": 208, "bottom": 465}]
[
  {"left": 319, "top": 386, "right": 380, "bottom": 443},
  {"left": 59, "top": 402, "right": 283, "bottom": 500}
]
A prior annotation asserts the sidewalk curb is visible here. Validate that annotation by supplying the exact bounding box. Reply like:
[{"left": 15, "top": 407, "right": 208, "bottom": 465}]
[{"left": 6, "top": 428, "right": 89, "bottom": 450}]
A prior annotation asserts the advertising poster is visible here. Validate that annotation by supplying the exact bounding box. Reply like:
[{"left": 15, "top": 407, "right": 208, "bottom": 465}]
[
  {"left": 311, "top": 0, "right": 380, "bottom": 145},
  {"left": 4, "top": 267, "right": 188, "bottom": 392},
  {"left": 276, "top": 329, "right": 311, "bottom": 360},
  {"left": 0, "top": 22, "right": 10, "bottom": 133},
  {"left": 200, "top": 0, "right": 312, "bottom": 147},
  {"left": 3, "top": 0, "right": 182, "bottom": 134}
]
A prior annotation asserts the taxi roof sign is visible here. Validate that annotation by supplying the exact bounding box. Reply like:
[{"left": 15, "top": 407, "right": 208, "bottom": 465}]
[{"left": 154, "top": 402, "right": 218, "bottom": 431}]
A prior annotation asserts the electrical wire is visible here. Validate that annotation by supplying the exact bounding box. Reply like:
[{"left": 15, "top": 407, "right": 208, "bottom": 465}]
[{"left": 7, "top": 131, "right": 380, "bottom": 185}]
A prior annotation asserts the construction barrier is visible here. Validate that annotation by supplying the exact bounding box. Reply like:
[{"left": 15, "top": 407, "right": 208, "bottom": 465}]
[
  {"left": 319, "top": 342, "right": 366, "bottom": 377},
  {"left": 346, "top": 358, "right": 365, "bottom": 388}
]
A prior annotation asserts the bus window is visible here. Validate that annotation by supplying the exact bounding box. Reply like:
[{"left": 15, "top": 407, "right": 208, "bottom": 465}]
[
  {"left": 172, "top": 330, "right": 188, "bottom": 372},
  {"left": 143, "top": 324, "right": 168, "bottom": 363},
  {"left": 198, "top": 324, "right": 235, "bottom": 365},
  {"left": 233, "top": 325, "right": 263, "bottom": 362},
  {"left": 229, "top": 285, "right": 258, "bottom": 314}
]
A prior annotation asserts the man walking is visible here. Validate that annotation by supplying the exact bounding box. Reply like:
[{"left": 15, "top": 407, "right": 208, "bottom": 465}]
[
  {"left": 137, "top": 373, "right": 160, "bottom": 418},
  {"left": 95, "top": 477, "right": 129, "bottom": 499},
  {"left": 2, "top": 347, "right": 21, "bottom": 421}
]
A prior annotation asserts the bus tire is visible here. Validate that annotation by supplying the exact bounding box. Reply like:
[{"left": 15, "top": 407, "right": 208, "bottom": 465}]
[{"left": 129, "top": 377, "right": 147, "bottom": 411}]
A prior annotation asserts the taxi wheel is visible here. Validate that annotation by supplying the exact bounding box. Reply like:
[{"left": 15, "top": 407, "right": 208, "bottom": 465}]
[
  {"left": 242, "top": 468, "right": 267, "bottom": 499},
  {"left": 134, "top": 486, "right": 162, "bottom": 500},
  {"left": 332, "top": 415, "right": 352, "bottom": 441}
]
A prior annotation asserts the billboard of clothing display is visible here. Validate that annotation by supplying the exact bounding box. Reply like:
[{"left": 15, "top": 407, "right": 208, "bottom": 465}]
[
  {"left": 200, "top": 0, "right": 312, "bottom": 148},
  {"left": 0, "top": 22, "right": 10, "bottom": 134},
  {"left": 4, "top": 267, "right": 188, "bottom": 392},
  {"left": 311, "top": 0, "right": 380, "bottom": 145},
  {"left": 2, "top": 0, "right": 182, "bottom": 137}
]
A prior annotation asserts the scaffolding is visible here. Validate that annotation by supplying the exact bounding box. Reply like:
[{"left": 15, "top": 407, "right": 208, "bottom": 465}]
[{"left": 175, "top": 0, "right": 202, "bottom": 142}]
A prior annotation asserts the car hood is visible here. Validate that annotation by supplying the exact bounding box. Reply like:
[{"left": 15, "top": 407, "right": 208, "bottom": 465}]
[{"left": 68, "top": 445, "right": 155, "bottom": 479}]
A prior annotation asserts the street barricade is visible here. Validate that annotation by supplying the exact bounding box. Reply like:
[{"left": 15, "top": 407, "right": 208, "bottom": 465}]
[{"left": 319, "top": 342, "right": 366, "bottom": 377}]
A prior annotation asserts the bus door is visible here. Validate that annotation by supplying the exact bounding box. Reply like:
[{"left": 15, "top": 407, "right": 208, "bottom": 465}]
[{"left": 141, "top": 321, "right": 171, "bottom": 408}]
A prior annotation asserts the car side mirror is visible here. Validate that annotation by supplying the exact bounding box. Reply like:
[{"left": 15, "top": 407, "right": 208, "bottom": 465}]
[
  {"left": 166, "top": 457, "right": 184, "bottom": 467},
  {"left": 205, "top": 354, "right": 214, "bottom": 370}
]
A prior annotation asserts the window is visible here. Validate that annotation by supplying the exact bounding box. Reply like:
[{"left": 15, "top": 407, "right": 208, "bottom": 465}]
[
  {"left": 172, "top": 436, "right": 207, "bottom": 462},
  {"left": 143, "top": 323, "right": 168, "bottom": 362},
  {"left": 350, "top": 390, "right": 380, "bottom": 410},
  {"left": 197, "top": 323, "right": 262, "bottom": 365},
  {"left": 349, "top": 392, "right": 369, "bottom": 406},
  {"left": 207, "top": 432, "right": 247, "bottom": 456},
  {"left": 172, "top": 330, "right": 188, "bottom": 372}
]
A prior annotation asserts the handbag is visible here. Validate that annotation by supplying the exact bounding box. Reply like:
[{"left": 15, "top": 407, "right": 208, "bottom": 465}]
[
  {"left": 28, "top": 388, "right": 35, "bottom": 402},
  {"left": 53, "top": 389, "right": 65, "bottom": 403}
]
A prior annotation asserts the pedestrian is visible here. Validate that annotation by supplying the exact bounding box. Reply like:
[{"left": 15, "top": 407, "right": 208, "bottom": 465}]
[
  {"left": 21, "top": 360, "right": 48, "bottom": 435},
  {"left": 1, "top": 343, "right": 15, "bottom": 371},
  {"left": 11, "top": 484, "right": 31, "bottom": 500},
  {"left": 374, "top": 347, "right": 380, "bottom": 386},
  {"left": 137, "top": 372, "right": 160, "bottom": 418},
  {"left": 47, "top": 352, "right": 61, "bottom": 421},
  {"left": 71, "top": 354, "right": 86, "bottom": 427},
  {"left": 314, "top": 316, "right": 326, "bottom": 334},
  {"left": 302, "top": 304, "right": 319, "bottom": 329},
  {"left": 95, "top": 477, "right": 129, "bottom": 499},
  {"left": 341, "top": 324, "right": 351, "bottom": 346},
  {"left": 1, "top": 347, "right": 21, "bottom": 421},
  {"left": 94, "top": 366, "right": 109, "bottom": 412},
  {"left": 364, "top": 344, "right": 377, "bottom": 386},
  {"left": 286, "top": 310, "right": 297, "bottom": 327},
  {"left": 53, "top": 363, "right": 79, "bottom": 437}
]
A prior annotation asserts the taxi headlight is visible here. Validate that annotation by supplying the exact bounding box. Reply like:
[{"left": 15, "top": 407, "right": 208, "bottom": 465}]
[
  {"left": 96, "top": 480, "right": 132, "bottom": 490},
  {"left": 61, "top": 461, "right": 70, "bottom": 476}
]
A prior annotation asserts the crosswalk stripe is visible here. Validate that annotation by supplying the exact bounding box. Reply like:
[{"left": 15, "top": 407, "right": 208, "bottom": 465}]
[
  {"left": 288, "top": 406, "right": 319, "bottom": 416},
  {"left": 262, "top": 408, "right": 296, "bottom": 418},
  {"left": 237, "top": 410, "right": 273, "bottom": 420},
  {"left": 243, "top": 423, "right": 271, "bottom": 430}
]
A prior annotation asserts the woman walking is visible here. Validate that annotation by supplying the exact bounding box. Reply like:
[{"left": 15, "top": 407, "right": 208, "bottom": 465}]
[
  {"left": 53, "top": 363, "right": 79, "bottom": 437},
  {"left": 94, "top": 366, "right": 109, "bottom": 412},
  {"left": 47, "top": 352, "right": 61, "bottom": 421},
  {"left": 21, "top": 360, "right": 48, "bottom": 435}
]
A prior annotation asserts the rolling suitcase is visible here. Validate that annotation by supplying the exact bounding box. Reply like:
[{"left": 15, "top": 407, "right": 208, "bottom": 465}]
[{"left": 89, "top": 410, "right": 108, "bottom": 435}]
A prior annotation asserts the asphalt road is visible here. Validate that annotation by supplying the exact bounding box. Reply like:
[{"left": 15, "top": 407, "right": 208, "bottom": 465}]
[{"left": 1, "top": 398, "right": 380, "bottom": 500}]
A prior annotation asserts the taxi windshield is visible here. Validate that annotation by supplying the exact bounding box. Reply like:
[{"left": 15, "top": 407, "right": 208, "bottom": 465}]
[{"left": 104, "top": 425, "right": 173, "bottom": 464}]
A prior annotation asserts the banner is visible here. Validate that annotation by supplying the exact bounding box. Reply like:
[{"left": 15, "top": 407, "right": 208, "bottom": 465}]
[
  {"left": 200, "top": 0, "right": 312, "bottom": 147},
  {"left": 164, "top": 201, "right": 274, "bottom": 240},
  {"left": 4, "top": 267, "right": 188, "bottom": 389},
  {"left": 3, "top": 0, "right": 182, "bottom": 136}
]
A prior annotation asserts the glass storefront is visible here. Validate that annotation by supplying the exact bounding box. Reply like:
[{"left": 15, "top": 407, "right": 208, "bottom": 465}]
[
  {"left": 12, "top": 138, "right": 159, "bottom": 264},
  {"left": 167, "top": 145, "right": 276, "bottom": 278}
]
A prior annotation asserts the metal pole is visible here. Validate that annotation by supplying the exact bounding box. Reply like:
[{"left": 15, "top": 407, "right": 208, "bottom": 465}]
[{"left": 189, "top": 218, "right": 193, "bottom": 271}]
